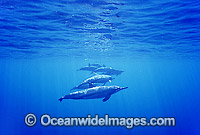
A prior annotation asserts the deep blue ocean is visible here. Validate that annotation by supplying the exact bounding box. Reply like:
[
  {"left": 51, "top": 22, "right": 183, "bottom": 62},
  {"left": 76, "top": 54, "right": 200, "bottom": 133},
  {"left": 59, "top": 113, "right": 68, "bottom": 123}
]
[{"left": 0, "top": 0, "right": 200, "bottom": 135}]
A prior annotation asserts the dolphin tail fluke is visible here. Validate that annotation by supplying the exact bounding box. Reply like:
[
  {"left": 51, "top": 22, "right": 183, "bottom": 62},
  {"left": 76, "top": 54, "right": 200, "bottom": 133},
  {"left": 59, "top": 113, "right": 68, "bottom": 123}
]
[
  {"left": 59, "top": 95, "right": 73, "bottom": 102},
  {"left": 59, "top": 98, "right": 63, "bottom": 102}
]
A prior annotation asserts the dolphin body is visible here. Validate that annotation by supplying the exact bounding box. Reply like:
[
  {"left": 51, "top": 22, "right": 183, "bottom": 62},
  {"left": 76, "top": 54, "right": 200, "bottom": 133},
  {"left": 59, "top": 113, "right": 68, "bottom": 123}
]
[
  {"left": 77, "top": 66, "right": 97, "bottom": 71},
  {"left": 71, "top": 83, "right": 99, "bottom": 91},
  {"left": 77, "top": 75, "right": 114, "bottom": 88},
  {"left": 88, "top": 63, "right": 105, "bottom": 68},
  {"left": 78, "top": 64, "right": 105, "bottom": 72},
  {"left": 93, "top": 67, "right": 124, "bottom": 76},
  {"left": 103, "top": 70, "right": 124, "bottom": 76},
  {"left": 59, "top": 86, "right": 128, "bottom": 102},
  {"left": 93, "top": 67, "right": 112, "bottom": 73}
]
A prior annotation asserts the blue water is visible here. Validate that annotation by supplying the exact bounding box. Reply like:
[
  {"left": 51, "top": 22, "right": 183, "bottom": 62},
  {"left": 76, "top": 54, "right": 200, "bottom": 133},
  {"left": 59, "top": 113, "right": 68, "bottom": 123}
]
[{"left": 1, "top": 0, "right": 200, "bottom": 135}]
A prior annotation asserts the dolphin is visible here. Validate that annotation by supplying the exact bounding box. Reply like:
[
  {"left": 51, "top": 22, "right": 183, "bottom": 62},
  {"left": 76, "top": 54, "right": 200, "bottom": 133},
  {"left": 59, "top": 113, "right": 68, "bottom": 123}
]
[
  {"left": 71, "top": 83, "right": 99, "bottom": 91},
  {"left": 88, "top": 63, "right": 105, "bottom": 68},
  {"left": 93, "top": 67, "right": 124, "bottom": 75},
  {"left": 77, "top": 66, "right": 97, "bottom": 71},
  {"left": 59, "top": 86, "right": 128, "bottom": 102},
  {"left": 103, "top": 69, "right": 124, "bottom": 76},
  {"left": 93, "top": 67, "right": 112, "bottom": 73},
  {"left": 77, "top": 75, "right": 114, "bottom": 88}
]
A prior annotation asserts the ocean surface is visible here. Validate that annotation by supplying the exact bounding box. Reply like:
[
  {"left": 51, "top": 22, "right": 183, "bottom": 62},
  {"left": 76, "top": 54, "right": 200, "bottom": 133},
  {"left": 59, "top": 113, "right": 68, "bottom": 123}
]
[{"left": 0, "top": 0, "right": 200, "bottom": 135}]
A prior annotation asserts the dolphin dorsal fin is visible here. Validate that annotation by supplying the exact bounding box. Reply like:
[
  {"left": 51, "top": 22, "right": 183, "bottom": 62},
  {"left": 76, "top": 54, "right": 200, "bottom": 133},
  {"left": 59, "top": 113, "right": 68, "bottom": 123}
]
[{"left": 103, "top": 94, "right": 111, "bottom": 102}]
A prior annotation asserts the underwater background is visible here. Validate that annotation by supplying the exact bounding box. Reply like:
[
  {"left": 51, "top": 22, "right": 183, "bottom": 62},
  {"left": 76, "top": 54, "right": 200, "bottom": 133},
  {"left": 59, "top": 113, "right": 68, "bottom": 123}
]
[{"left": 0, "top": 0, "right": 200, "bottom": 135}]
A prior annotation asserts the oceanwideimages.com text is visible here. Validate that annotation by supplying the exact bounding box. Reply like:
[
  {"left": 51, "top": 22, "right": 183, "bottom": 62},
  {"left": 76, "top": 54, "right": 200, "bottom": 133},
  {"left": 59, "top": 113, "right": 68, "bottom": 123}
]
[{"left": 25, "top": 113, "right": 176, "bottom": 129}]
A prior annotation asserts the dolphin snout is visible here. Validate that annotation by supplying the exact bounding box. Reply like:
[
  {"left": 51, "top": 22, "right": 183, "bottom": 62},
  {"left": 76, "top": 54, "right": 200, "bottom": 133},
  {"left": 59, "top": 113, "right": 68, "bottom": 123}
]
[{"left": 121, "top": 87, "right": 128, "bottom": 90}]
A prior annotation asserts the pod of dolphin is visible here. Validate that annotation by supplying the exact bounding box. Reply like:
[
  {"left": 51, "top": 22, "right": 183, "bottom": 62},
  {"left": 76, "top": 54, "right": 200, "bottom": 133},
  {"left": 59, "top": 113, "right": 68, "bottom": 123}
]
[{"left": 59, "top": 63, "right": 128, "bottom": 102}]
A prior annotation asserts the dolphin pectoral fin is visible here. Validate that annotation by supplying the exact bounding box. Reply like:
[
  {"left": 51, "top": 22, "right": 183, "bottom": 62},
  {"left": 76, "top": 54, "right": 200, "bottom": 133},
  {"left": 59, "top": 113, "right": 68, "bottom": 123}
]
[
  {"left": 89, "top": 82, "right": 95, "bottom": 88},
  {"left": 103, "top": 94, "right": 111, "bottom": 102}
]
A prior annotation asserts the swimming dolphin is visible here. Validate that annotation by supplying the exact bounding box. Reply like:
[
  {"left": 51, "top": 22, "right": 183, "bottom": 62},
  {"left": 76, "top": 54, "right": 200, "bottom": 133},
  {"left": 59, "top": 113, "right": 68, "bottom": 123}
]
[
  {"left": 77, "top": 75, "right": 114, "bottom": 88},
  {"left": 103, "top": 69, "right": 124, "bottom": 76},
  {"left": 88, "top": 63, "right": 105, "bottom": 68},
  {"left": 93, "top": 67, "right": 124, "bottom": 75},
  {"left": 59, "top": 86, "right": 128, "bottom": 102},
  {"left": 93, "top": 67, "right": 112, "bottom": 73},
  {"left": 71, "top": 83, "right": 98, "bottom": 91},
  {"left": 77, "top": 66, "right": 97, "bottom": 71}
]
